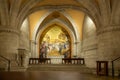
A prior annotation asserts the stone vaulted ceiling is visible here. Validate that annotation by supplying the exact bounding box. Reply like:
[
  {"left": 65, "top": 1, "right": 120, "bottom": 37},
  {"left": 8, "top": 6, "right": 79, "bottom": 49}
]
[{"left": 0, "top": 0, "right": 120, "bottom": 40}]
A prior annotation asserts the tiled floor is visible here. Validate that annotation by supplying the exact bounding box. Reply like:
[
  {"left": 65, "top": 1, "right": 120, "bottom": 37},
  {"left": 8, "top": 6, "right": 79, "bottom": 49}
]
[{"left": 0, "top": 71, "right": 119, "bottom": 80}]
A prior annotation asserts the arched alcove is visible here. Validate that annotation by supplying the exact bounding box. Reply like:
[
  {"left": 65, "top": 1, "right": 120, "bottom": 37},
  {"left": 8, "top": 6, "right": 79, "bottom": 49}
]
[{"left": 38, "top": 24, "right": 71, "bottom": 59}]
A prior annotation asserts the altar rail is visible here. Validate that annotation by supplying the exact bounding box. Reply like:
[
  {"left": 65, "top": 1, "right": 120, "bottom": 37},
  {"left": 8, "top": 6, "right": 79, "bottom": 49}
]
[
  {"left": 29, "top": 58, "right": 51, "bottom": 64},
  {"left": 29, "top": 58, "right": 85, "bottom": 65},
  {"left": 62, "top": 58, "right": 85, "bottom": 64}
]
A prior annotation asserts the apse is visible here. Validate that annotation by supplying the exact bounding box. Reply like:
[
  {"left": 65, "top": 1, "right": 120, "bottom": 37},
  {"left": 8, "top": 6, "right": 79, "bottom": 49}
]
[{"left": 28, "top": 9, "right": 97, "bottom": 65}]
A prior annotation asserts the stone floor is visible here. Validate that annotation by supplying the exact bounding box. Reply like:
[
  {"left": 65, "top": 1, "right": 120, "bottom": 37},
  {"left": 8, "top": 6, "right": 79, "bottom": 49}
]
[{"left": 0, "top": 71, "right": 119, "bottom": 80}]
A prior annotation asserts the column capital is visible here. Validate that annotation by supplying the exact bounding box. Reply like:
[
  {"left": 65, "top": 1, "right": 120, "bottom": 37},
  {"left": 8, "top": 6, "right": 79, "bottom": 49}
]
[
  {"left": 30, "top": 40, "right": 37, "bottom": 45},
  {"left": 97, "top": 25, "right": 120, "bottom": 35},
  {"left": 0, "top": 27, "right": 20, "bottom": 35}
]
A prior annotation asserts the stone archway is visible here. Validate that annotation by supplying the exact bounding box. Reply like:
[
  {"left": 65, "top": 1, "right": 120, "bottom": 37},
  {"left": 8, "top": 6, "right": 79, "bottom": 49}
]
[{"left": 35, "top": 21, "right": 76, "bottom": 57}]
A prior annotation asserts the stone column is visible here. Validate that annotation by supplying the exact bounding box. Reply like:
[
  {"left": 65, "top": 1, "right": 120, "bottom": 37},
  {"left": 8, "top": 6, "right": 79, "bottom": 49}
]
[
  {"left": 97, "top": 25, "right": 120, "bottom": 71},
  {"left": 30, "top": 40, "right": 37, "bottom": 58},
  {"left": 97, "top": 25, "right": 120, "bottom": 60},
  {"left": 0, "top": 27, "right": 19, "bottom": 65},
  {"left": 74, "top": 41, "right": 80, "bottom": 57}
]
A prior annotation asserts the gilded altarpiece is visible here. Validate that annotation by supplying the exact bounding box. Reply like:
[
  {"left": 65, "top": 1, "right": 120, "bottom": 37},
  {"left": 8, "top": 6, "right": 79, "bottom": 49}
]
[{"left": 39, "top": 25, "right": 71, "bottom": 58}]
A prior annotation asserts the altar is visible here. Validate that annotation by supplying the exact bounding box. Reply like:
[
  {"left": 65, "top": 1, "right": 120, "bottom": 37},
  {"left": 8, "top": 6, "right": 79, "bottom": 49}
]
[{"left": 47, "top": 55, "right": 64, "bottom": 64}]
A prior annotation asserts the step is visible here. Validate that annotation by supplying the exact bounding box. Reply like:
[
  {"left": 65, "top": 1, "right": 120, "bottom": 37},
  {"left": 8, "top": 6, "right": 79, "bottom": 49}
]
[
  {"left": 10, "top": 66, "right": 27, "bottom": 72},
  {"left": 0, "top": 65, "right": 7, "bottom": 71},
  {"left": 118, "top": 70, "right": 120, "bottom": 77},
  {"left": 0, "top": 67, "right": 5, "bottom": 71},
  {"left": 27, "top": 64, "right": 92, "bottom": 73}
]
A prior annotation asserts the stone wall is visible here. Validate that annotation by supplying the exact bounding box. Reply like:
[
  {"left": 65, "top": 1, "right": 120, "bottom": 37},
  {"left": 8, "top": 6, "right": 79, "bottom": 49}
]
[
  {"left": 97, "top": 26, "right": 120, "bottom": 74},
  {"left": 82, "top": 16, "right": 97, "bottom": 68}
]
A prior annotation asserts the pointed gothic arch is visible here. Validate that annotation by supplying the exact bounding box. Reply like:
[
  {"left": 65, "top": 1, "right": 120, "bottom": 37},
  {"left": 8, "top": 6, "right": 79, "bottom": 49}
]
[{"left": 32, "top": 11, "right": 78, "bottom": 41}]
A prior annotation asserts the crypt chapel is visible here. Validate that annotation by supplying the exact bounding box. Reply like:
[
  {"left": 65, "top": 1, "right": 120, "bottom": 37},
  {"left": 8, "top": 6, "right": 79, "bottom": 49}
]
[{"left": 0, "top": 0, "right": 120, "bottom": 80}]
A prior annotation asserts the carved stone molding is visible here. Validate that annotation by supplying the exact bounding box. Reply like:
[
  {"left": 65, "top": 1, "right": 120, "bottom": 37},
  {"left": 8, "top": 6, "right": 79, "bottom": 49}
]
[
  {"left": 0, "top": 28, "right": 20, "bottom": 35},
  {"left": 97, "top": 25, "right": 120, "bottom": 35}
]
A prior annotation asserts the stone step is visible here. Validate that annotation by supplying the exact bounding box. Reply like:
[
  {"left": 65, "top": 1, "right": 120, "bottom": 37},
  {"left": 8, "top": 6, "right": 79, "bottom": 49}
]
[
  {"left": 118, "top": 69, "right": 120, "bottom": 77},
  {"left": 10, "top": 66, "right": 27, "bottom": 72},
  {"left": 0, "top": 68, "right": 5, "bottom": 71},
  {"left": 27, "top": 64, "right": 92, "bottom": 73},
  {"left": 0, "top": 64, "right": 7, "bottom": 71}
]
